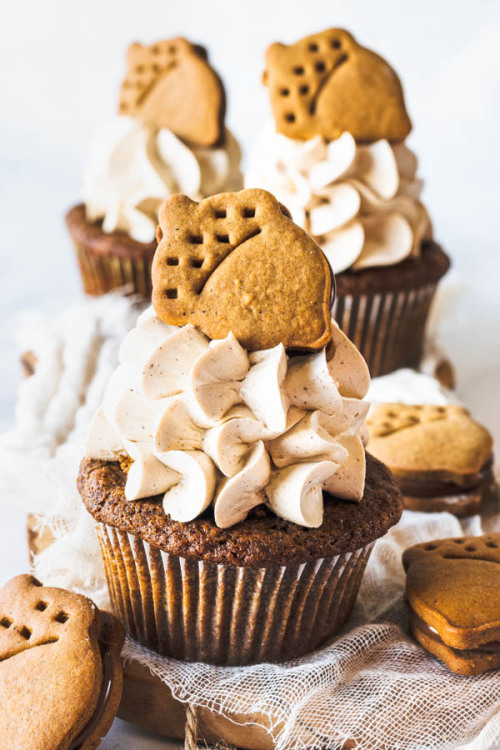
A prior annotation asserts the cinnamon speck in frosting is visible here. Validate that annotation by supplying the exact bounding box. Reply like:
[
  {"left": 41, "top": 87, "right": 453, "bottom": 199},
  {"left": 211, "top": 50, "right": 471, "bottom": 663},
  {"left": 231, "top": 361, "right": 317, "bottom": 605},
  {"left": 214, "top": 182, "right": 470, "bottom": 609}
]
[
  {"left": 245, "top": 126, "right": 431, "bottom": 273},
  {"left": 85, "top": 307, "right": 371, "bottom": 529}
]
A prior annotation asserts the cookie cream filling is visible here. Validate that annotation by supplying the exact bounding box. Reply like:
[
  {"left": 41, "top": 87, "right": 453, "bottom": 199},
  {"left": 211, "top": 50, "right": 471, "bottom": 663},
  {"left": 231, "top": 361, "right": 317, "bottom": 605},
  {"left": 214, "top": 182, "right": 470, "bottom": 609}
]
[
  {"left": 83, "top": 116, "right": 242, "bottom": 243},
  {"left": 245, "top": 124, "right": 431, "bottom": 273},
  {"left": 410, "top": 608, "right": 500, "bottom": 654},
  {"left": 399, "top": 459, "right": 494, "bottom": 498},
  {"left": 85, "top": 307, "right": 370, "bottom": 529},
  {"left": 68, "top": 619, "right": 115, "bottom": 750}
]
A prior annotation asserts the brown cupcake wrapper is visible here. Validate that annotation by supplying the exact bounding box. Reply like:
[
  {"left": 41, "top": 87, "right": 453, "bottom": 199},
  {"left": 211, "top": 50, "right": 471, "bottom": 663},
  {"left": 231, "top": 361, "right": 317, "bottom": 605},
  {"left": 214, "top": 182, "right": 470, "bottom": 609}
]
[
  {"left": 333, "top": 283, "right": 438, "bottom": 377},
  {"left": 96, "top": 522, "right": 373, "bottom": 666},
  {"left": 72, "top": 241, "right": 154, "bottom": 299}
]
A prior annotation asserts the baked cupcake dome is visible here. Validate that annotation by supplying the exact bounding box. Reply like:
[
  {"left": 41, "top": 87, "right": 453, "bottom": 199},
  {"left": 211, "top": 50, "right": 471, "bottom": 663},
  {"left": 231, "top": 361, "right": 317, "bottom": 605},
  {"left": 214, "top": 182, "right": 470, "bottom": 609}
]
[{"left": 78, "top": 453, "right": 402, "bottom": 664}]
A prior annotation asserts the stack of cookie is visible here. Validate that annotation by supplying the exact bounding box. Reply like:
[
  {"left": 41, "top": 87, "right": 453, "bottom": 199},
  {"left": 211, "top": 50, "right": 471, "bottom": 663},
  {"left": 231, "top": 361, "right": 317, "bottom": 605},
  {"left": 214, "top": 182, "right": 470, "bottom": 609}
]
[
  {"left": 404, "top": 534, "right": 500, "bottom": 676},
  {"left": 0, "top": 575, "right": 124, "bottom": 748}
]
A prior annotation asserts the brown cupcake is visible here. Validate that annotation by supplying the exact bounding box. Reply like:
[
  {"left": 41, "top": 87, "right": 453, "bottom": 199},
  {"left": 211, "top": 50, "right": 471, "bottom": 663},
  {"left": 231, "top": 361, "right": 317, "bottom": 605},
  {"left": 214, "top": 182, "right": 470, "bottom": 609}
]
[
  {"left": 66, "top": 204, "right": 157, "bottom": 297},
  {"left": 68, "top": 38, "right": 241, "bottom": 299},
  {"left": 334, "top": 239, "right": 450, "bottom": 376},
  {"left": 78, "top": 453, "right": 402, "bottom": 665},
  {"left": 247, "top": 28, "right": 451, "bottom": 377},
  {"left": 78, "top": 188, "right": 403, "bottom": 666}
]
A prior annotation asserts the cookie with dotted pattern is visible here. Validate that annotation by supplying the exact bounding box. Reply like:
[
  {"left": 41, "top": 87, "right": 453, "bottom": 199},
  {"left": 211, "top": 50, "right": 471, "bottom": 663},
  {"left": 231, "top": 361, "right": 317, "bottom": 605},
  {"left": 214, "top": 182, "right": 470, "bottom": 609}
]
[
  {"left": 403, "top": 534, "right": 500, "bottom": 675},
  {"left": 0, "top": 574, "right": 124, "bottom": 749},
  {"left": 119, "top": 37, "right": 225, "bottom": 147},
  {"left": 263, "top": 28, "right": 411, "bottom": 143},
  {"left": 151, "top": 188, "right": 333, "bottom": 351}
]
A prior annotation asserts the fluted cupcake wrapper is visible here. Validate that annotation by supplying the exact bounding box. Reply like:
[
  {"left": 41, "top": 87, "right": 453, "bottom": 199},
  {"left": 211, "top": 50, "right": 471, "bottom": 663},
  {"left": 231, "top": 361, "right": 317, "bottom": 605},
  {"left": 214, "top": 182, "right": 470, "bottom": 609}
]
[
  {"left": 72, "top": 241, "right": 154, "bottom": 299},
  {"left": 333, "top": 283, "right": 438, "bottom": 377},
  {"left": 96, "top": 522, "right": 373, "bottom": 666}
]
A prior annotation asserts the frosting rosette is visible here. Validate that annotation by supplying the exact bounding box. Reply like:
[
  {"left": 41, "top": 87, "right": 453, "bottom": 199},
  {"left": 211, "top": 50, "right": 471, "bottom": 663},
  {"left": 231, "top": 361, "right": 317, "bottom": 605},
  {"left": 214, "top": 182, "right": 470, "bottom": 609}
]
[
  {"left": 85, "top": 307, "right": 371, "bottom": 529},
  {"left": 83, "top": 116, "right": 242, "bottom": 243},
  {"left": 245, "top": 124, "right": 432, "bottom": 273}
]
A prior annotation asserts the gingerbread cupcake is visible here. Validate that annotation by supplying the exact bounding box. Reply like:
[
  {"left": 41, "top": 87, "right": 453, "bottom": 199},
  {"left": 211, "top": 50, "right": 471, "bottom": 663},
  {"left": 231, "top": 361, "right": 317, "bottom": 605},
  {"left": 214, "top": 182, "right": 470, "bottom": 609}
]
[
  {"left": 367, "top": 403, "right": 494, "bottom": 516},
  {"left": 77, "top": 188, "right": 403, "bottom": 666},
  {"left": 67, "top": 38, "right": 242, "bottom": 298},
  {"left": 245, "top": 28, "right": 450, "bottom": 376}
]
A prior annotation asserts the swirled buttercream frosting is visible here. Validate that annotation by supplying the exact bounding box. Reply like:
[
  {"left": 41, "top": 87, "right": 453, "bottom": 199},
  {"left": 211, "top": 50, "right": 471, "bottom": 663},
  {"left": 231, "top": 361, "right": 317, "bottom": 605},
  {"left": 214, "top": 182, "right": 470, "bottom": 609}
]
[
  {"left": 85, "top": 307, "right": 371, "bottom": 528},
  {"left": 83, "top": 117, "right": 242, "bottom": 243},
  {"left": 245, "top": 125, "right": 431, "bottom": 273}
]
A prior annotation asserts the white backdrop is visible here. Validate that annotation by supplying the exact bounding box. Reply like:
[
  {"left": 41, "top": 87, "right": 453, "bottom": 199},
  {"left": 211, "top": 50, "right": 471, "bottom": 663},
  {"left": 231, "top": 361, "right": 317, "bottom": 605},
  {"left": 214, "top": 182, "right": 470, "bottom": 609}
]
[{"left": 0, "top": 3, "right": 499, "bottom": 745}]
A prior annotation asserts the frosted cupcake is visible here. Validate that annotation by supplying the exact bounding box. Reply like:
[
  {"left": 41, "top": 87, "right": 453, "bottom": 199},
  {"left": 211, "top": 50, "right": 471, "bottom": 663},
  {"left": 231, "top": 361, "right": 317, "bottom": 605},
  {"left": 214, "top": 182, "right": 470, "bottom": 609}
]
[
  {"left": 246, "top": 28, "right": 449, "bottom": 377},
  {"left": 66, "top": 38, "right": 242, "bottom": 298},
  {"left": 77, "top": 188, "right": 403, "bottom": 665}
]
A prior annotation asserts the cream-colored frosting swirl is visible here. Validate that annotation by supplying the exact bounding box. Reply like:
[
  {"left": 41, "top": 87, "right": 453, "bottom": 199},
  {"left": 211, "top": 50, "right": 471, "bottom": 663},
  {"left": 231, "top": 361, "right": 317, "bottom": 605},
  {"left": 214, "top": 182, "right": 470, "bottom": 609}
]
[
  {"left": 245, "top": 124, "right": 431, "bottom": 274},
  {"left": 85, "top": 307, "right": 371, "bottom": 529},
  {"left": 83, "top": 116, "right": 243, "bottom": 243}
]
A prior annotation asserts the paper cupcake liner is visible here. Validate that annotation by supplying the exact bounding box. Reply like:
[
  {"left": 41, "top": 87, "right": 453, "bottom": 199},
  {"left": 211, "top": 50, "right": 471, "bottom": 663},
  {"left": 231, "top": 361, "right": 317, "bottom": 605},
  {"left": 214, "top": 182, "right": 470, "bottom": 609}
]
[
  {"left": 96, "top": 522, "right": 373, "bottom": 665},
  {"left": 72, "top": 241, "right": 154, "bottom": 299},
  {"left": 333, "top": 283, "right": 438, "bottom": 377}
]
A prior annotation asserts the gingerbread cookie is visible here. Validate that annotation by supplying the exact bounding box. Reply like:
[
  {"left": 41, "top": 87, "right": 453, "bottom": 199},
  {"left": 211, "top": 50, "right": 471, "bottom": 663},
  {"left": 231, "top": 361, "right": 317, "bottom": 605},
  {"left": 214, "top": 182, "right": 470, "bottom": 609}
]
[
  {"left": 119, "top": 37, "right": 226, "bottom": 147},
  {"left": 403, "top": 534, "right": 500, "bottom": 675},
  {"left": 152, "top": 188, "right": 333, "bottom": 351},
  {"left": 263, "top": 28, "right": 411, "bottom": 143},
  {"left": 0, "top": 574, "right": 124, "bottom": 749},
  {"left": 367, "top": 404, "right": 494, "bottom": 516}
]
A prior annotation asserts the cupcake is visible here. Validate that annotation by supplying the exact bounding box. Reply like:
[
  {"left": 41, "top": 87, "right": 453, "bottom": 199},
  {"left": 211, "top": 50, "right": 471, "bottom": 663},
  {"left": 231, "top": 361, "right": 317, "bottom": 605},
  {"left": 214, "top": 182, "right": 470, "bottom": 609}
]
[
  {"left": 77, "top": 188, "right": 403, "bottom": 665},
  {"left": 67, "top": 37, "right": 242, "bottom": 299},
  {"left": 245, "top": 28, "right": 450, "bottom": 377},
  {"left": 367, "top": 403, "right": 495, "bottom": 517}
]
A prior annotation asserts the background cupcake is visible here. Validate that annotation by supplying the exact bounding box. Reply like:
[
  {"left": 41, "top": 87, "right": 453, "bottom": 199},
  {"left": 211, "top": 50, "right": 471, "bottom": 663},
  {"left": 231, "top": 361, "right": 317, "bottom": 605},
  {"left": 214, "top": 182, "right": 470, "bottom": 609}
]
[
  {"left": 66, "top": 37, "right": 242, "bottom": 299},
  {"left": 245, "top": 28, "right": 450, "bottom": 377},
  {"left": 77, "top": 188, "right": 403, "bottom": 665}
]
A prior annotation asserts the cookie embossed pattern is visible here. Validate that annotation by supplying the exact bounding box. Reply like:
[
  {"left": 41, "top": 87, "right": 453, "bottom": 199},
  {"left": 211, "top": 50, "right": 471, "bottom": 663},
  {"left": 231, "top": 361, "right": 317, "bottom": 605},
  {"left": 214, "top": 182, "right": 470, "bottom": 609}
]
[
  {"left": 119, "top": 38, "right": 226, "bottom": 147},
  {"left": 263, "top": 28, "right": 411, "bottom": 143},
  {"left": 152, "top": 188, "right": 332, "bottom": 350}
]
